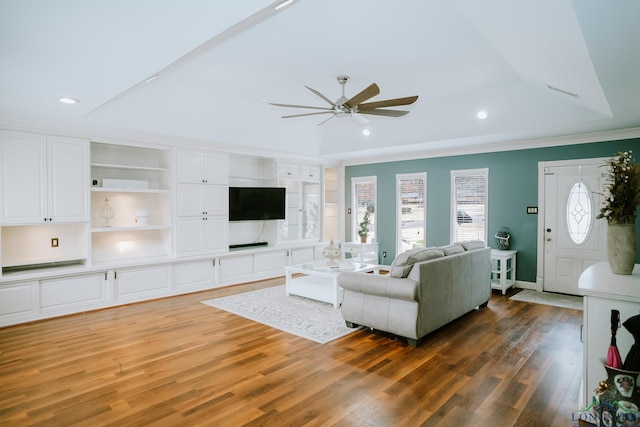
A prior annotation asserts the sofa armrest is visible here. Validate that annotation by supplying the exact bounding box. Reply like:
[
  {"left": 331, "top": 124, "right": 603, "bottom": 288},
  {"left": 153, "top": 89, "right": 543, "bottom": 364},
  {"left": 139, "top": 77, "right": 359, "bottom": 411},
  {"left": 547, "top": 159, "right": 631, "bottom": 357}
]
[{"left": 337, "top": 271, "right": 418, "bottom": 302}]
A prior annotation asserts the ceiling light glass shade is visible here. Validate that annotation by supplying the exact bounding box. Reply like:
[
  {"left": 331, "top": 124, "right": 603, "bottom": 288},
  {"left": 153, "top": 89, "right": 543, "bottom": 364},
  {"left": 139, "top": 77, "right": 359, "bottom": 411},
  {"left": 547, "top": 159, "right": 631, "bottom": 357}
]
[
  {"left": 477, "top": 111, "right": 488, "bottom": 119},
  {"left": 362, "top": 129, "right": 370, "bottom": 136}
]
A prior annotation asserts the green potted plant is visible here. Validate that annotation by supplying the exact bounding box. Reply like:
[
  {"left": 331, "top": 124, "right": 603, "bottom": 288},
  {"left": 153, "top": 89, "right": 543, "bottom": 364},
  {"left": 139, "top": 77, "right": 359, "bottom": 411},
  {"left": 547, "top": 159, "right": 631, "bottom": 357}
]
[
  {"left": 597, "top": 151, "right": 640, "bottom": 274},
  {"left": 358, "top": 211, "right": 370, "bottom": 243}
]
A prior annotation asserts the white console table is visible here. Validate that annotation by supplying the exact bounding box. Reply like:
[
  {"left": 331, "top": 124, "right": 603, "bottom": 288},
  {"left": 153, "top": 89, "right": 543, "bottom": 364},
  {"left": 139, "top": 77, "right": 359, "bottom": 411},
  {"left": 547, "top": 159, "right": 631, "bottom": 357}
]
[
  {"left": 340, "top": 241, "right": 379, "bottom": 264},
  {"left": 578, "top": 262, "right": 640, "bottom": 409},
  {"left": 490, "top": 249, "right": 517, "bottom": 295}
]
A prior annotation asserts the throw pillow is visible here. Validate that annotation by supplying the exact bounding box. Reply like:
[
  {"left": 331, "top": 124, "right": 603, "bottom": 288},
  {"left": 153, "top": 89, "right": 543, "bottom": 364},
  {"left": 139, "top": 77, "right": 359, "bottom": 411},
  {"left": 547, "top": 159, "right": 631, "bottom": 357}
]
[
  {"left": 459, "top": 240, "right": 486, "bottom": 251},
  {"left": 440, "top": 244, "right": 465, "bottom": 256},
  {"left": 389, "top": 247, "right": 445, "bottom": 278}
]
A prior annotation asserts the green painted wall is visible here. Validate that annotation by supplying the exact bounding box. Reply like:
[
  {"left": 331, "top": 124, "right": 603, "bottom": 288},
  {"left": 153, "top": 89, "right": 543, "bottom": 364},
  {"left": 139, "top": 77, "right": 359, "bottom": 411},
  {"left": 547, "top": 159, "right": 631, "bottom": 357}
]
[{"left": 344, "top": 138, "right": 640, "bottom": 283}]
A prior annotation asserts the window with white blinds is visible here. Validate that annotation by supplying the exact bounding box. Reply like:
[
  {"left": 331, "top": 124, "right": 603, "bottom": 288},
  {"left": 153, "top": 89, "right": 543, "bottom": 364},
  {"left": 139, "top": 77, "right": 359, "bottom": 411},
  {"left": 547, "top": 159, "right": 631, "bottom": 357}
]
[
  {"left": 451, "top": 169, "right": 488, "bottom": 243},
  {"left": 352, "top": 176, "right": 377, "bottom": 242},
  {"left": 396, "top": 173, "right": 426, "bottom": 255}
]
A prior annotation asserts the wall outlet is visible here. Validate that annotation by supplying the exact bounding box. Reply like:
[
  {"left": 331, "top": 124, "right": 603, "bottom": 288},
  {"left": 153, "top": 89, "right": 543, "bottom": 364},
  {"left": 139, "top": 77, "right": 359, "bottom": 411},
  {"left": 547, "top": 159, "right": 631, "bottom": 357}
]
[{"left": 51, "top": 238, "right": 58, "bottom": 247}]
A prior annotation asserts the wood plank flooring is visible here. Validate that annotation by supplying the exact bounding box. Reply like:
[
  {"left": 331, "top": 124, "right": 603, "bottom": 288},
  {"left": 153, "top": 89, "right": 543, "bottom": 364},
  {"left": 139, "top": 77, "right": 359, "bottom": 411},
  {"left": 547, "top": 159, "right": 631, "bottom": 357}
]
[{"left": 0, "top": 279, "right": 585, "bottom": 426}]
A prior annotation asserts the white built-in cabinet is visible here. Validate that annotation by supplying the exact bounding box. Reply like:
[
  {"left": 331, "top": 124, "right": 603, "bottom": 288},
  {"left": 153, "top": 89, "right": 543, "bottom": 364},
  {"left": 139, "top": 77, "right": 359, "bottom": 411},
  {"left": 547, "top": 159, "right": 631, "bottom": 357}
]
[
  {"left": 277, "top": 162, "right": 321, "bottom": 243},
  {"left": 0, "top": 130, "right": 327, "bottom": 328},
  {"left": 0, "top": 131, "right": 89, "bottom": 224},
  {"left": 176, "top": 149, "right": 229, "bottom": 257}
]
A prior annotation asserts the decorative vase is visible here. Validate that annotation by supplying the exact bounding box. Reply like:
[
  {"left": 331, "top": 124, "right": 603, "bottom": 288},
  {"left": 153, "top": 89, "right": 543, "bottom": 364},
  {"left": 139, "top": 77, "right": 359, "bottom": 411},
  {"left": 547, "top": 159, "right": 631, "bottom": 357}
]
[
  {"left": 360, "top": 235, "right": 367, "bottom": 243},
  {"left": 321, "top": 240, "right": 341, "bottom": 266},
  {"left": 607, "top": 216, "right": 637, "bottom": 275}
]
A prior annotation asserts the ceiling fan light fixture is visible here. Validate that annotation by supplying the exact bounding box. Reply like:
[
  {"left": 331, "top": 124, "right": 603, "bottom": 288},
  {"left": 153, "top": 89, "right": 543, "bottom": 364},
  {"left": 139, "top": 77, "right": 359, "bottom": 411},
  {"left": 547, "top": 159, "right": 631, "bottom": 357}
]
[{"left": 274, "top": 0, "right": 294, "bottom": 10}]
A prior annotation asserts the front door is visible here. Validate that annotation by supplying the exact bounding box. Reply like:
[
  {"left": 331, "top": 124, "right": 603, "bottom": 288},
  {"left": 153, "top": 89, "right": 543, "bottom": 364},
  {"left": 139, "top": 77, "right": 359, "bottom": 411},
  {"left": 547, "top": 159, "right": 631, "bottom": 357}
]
[{"left": 541, "top": 158, "right": 607, "bottom": 295}]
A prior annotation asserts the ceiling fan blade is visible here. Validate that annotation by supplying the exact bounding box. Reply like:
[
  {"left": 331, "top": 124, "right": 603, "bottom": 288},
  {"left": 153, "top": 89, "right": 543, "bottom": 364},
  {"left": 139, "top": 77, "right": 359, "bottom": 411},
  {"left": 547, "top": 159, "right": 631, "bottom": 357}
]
[
  {"left": 304, "top": 86, "right": 336, "bottom": 106},
  {"left": 282, "top": 111, "right": 334, "bottom": 119},
  {"left": 358, "top": 95, "right": 419, "bottom": 110},
  {"left": 345, "top": 83, "right": 380, "bottom": 109},
  {"left": 317, "top": 115, "right": 335, "bottom": 126},
  {"left": 357, "top": 109, "right": 410, "bottom": 117},
  {"left": 269, "top": 102, "right": 332, "bottom": 111}
]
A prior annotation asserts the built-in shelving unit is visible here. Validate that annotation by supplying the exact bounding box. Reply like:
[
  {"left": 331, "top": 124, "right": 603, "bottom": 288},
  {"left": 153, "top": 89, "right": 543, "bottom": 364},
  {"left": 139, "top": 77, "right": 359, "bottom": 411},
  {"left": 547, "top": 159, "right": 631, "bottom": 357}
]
[{"left": 90, "top": 142, "right": 172, "bottom": 264}]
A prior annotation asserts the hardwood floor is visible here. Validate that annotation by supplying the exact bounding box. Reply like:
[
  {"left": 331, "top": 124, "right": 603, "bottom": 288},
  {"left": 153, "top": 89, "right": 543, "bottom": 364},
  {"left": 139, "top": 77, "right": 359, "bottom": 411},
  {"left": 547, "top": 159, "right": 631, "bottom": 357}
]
[{"left": 0, "top": 279, "right": 584, "bottom": 426}]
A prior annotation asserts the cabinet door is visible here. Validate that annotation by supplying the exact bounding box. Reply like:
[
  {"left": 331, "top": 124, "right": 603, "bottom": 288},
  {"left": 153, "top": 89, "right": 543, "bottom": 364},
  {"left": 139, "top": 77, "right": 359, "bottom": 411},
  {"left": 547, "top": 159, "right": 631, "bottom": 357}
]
[
  {"left": 219, "top": 255, "right": 253, "bottom": 281},
  {"left": 177, "top": 150, "right": 205, "bottom": 183},
  {"left": 115, "top": 265, "right": 170, "bottom": 301},
  {"left": 277, "top": 162, "right": 299, "bottom": 178},
  {"left": 204, "top": 185, "right": 228, "bottom": 216},
  {"left": 177, "top": 184, "right": 206, "bottom": 216},
  {"left": 40, "top": 272, "right": 107, "bottom": 314},
  {"left": 173, "top": 260, "right": 214, "bottom": 290},
  {"left": 0, "top": 131, "right": 46, "bottom": 224},
  {"left": 254, "top": 251, "right": 288, "bottom": 276},
  {"left": 48, "top": 136, "right": 89, "bottom": 222},
  {"left": 177, "top": 217, "right": 207, "bottom": 256},
  {"left": 0, "top": 281, "right": 38, "bottom": 325},
  {"left": 204, "top": 217, "right": 229, "bottom": 254},
  {"left": 278, "top": 178, "right": 300, "bottom": 242},
  {"left": 300, "top": 165, "right": 321, "bottom": 180},
  {"left": 177, "top": 184, "right": 227, "bottom": 217},
  {"left": 301, "top": 180, "right": 320, "bottom": 240},
  {"left": 290, "top": 247, "right": 314, "bottom": 265},
  {"left": 204, "top": 153, "right": 228, "bottom": 184}
]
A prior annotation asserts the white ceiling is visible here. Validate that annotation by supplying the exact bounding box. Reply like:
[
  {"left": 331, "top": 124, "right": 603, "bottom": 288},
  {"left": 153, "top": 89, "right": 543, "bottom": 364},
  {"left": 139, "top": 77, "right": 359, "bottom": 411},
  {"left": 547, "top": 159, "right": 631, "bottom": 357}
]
[{"left": 1, "top": 0, "right": 639, "bottom": 161}]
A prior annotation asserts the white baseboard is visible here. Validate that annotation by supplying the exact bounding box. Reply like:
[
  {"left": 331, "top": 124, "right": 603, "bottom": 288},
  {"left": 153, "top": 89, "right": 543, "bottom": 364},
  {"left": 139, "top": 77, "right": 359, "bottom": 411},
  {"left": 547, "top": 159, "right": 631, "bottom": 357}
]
[{"left": 515, "top": 280, "right": 537, "bottom": 290}]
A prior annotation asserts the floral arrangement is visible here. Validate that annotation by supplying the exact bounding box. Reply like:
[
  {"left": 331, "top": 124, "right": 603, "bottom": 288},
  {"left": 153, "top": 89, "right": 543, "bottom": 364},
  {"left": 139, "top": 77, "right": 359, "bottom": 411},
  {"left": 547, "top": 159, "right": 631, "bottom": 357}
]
[
  {"left": 358, "top": 211, "right": 371, "bottom": 237},
  {"left": 597, "top": 151, "right": 640, "bottom": 223}
]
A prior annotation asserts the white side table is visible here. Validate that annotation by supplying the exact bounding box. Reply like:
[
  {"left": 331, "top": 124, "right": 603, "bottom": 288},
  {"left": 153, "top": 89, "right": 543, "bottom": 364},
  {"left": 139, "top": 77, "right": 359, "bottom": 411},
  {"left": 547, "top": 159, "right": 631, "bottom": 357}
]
[
  {"left": 340, "top": 241, "right": 379, "bottom": 264},
  {"left": 490, "top": 249, "right": 517, "bottom": 295}
]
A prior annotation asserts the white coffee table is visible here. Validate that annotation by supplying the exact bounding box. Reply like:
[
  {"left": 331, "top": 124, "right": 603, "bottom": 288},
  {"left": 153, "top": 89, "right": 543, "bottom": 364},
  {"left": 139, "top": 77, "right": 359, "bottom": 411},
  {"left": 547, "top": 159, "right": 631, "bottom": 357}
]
[{"left": 284, "top": 261, "right": 380, "bottom": 308}]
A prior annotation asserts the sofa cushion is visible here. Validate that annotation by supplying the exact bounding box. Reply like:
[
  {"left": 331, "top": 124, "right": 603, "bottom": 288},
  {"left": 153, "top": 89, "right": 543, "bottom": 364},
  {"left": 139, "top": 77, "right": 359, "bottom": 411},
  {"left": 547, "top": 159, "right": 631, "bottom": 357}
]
[
  {"left": 440, "top": 244, "right": 465, "bottom": 255},
  {"left": 389, "top": 247, "right": 444, "bottom": 278},
  {"left": 459, "top": 240, "right": 486, "bottom": 251}
]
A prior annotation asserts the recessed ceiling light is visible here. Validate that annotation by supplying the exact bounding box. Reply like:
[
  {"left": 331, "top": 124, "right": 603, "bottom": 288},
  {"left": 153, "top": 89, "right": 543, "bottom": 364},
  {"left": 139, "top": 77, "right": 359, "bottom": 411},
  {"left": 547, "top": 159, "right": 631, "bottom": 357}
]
[
  {"left": 362, "top": 129, "right": 370, "bottom": 136},
  {"left": 476, "top": 110, "right": 488, "bottom": 120},
  {"left": 275, "top": 0, "right": 294, "bottom": 10},
  {"left": 59, "top": 97, "right": 79, "bottom": 104}
]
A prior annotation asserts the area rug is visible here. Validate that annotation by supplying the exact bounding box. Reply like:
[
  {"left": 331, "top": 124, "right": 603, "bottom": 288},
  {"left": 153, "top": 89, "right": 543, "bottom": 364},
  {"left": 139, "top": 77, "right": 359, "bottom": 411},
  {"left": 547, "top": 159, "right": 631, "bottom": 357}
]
[
  {"left": 509, "top": 289, "right": 583, "bottom": 310},
  {"left": 201, "top": 285, "right": 362, "bottom": 344}
]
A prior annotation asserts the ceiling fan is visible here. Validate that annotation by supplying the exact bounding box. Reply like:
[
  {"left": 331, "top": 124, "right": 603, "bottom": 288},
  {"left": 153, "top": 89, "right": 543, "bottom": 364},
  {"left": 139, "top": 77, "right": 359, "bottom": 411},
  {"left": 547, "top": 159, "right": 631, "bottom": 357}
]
[{"left": 269, "top": 76, "right": 418, "bottom": 125}]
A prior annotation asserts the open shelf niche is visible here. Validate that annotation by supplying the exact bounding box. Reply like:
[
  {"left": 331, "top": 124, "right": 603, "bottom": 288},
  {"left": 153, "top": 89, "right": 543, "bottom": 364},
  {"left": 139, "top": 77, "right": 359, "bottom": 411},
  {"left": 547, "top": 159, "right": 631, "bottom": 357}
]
[{"left": 90, "top": 142, "right": 172, "bottom": 264}]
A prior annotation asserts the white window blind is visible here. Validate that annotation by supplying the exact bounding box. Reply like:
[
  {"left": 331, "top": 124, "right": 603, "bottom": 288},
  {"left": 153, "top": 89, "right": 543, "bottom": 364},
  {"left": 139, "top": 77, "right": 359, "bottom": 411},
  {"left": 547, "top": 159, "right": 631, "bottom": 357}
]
[
  {"left": 451, "top": 169, "right": 488, "bottom": 243},
  {"left": 396, "top": 173, "right": 426, "bottom": 254}
]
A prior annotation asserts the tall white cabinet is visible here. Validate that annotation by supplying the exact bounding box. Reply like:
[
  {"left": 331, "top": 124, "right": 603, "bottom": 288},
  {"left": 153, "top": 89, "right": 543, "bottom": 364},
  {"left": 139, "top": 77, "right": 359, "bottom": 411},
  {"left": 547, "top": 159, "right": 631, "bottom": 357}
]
[{"left": 176, "top": 149, "right": 229, "bottom": 257}]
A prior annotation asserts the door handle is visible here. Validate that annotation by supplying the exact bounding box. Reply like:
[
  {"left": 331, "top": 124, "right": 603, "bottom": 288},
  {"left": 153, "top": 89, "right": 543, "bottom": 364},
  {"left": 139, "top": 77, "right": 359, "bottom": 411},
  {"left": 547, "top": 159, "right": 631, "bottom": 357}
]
[{"left": 546, "top": 238, "right": 552, "bottom": 241}]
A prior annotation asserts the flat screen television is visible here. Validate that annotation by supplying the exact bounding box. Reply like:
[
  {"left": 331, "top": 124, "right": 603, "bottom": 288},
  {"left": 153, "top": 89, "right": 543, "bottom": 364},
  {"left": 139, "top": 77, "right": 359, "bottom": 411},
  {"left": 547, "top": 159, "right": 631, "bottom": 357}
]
[{"left": 229, "top": 186, "right": 286, "bottom": 221}]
